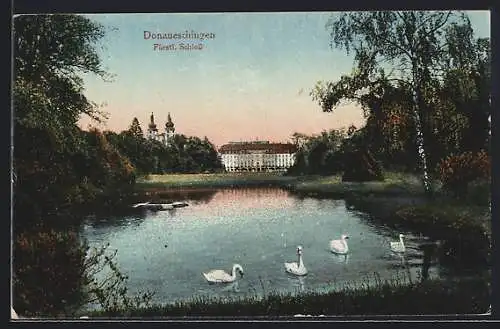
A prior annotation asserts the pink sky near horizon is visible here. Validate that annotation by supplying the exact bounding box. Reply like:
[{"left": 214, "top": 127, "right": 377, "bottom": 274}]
[
  {"left": 78, "top": 97, "right": 365, "bottom": 147},
  {"left": 77, "top": 11, "right": 490, "bottom": 148}
]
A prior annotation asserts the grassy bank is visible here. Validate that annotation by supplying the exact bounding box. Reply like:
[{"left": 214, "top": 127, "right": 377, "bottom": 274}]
[
  {"left": 136, "top": 173, "right": 300, "bottom": 190},
  {"left": 86, "top": 276, "right": 490, "bottom": 317},
  {"left": 289, "top": 172, "right": 435, "bottom": 198},
  {"left": 135, "top": 172, "right": 429, "bottom": 197}
]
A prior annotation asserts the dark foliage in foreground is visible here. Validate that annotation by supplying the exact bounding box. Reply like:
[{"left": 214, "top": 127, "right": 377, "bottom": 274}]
[{"left": 12, "top": 14, "right": 152, "bottom": 317}]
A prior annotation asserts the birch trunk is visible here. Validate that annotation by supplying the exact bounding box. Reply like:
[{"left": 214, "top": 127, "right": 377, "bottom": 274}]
[{"left": 411, "top": 65, "right": 432, "bottom": 195}]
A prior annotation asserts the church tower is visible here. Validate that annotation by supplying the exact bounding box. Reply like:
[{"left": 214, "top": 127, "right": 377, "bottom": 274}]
[
  {"left": 165, "top": 112, "right": 175, "bottom": 145},
  {"left": 147, "top": 112, "right": 158, "bottom": 141}
]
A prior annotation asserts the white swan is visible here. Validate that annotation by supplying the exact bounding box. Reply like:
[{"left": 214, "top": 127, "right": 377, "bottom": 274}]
[
  {"left": 285, "top": 245, "right": 308, "bottom": 276},
  {"left": 202, "top": 264, "right": 244, "bottom": 283},
  {"left": 330, "top": 234, "right": 349, "bottom": 254},
  {"left": 390, "top": 234, "right": 406, "bottom": 253}
]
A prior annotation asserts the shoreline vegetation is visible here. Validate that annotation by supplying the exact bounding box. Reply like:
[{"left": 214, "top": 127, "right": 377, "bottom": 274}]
[
  {"left": 136, "top": 171, "right": 482, "bottom": 199},
  {"left": 135, "top": 172, "right": 430, "bottom": 200},
  {"left": 85, "top": 273, "right": 490, "bottom": 317}
]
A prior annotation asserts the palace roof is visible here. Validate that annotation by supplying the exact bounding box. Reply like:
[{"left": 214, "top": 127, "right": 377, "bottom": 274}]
[{"left": 219, "top": 142, "right": 297, "bottom": 154}]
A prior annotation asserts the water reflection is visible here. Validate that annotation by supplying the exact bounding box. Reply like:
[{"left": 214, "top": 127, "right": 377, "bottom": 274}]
[
  {"left": 286, "top": 274, "right": 306, "bottom": 293},
  {"left": 331, "top": 253, "right": 349, "bottom": 265},
  {"left": 383, "top": 241, "right": 442, "bottom": 284},
  {"left": 219, "top": 281, "right": 240, "bottom": 293},
  {"left": 383, "top": 251, "right": 409, "bottom": 270},
  {"left": 84, "top": 214, "right": 147, "bottom": 229},
  {"left": 149, "top": 189, "right": 218, "bottom": 204},
  {"left": 280, "top": 232, "right": 287, "bottom": 248},
  {"left": 419, "top": 243, "right": 438, "bottom": 281},
  {"left": 398, "top": 254, "right": 413, "bottom": 283},
  {"left": 209, "top": 188, "right": 295, "bottom": 211}
]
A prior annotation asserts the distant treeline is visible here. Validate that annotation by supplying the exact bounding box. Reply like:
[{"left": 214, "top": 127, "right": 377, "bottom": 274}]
[{"left": 105, "top": 117, "right": 223, "bottom": 176}]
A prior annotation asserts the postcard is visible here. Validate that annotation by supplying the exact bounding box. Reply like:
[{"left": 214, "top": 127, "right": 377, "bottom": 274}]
[{"left": 11, "top": 11, "right": 492, "bottom": 319}]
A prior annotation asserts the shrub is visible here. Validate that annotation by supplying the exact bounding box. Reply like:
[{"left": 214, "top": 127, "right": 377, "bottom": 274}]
[
  {"left": 13, "top": 228, "right": 88, "bottom": 316},
  {"left": 342, "top": 149, "right": 384, "bottom": 182},
  {"left": 83, "top": 243, "right": 155, "bottom": 315},
  {"left": 437, "top": 150, "right": 490, "bottom": 199},
  {"left": 13, "top": 227, "right": 154, "bottom": 317}
]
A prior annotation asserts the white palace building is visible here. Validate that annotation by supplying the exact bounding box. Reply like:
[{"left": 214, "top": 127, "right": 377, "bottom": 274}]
[{"left": 218, "top": 141, "right": 297, "bottom": 172}]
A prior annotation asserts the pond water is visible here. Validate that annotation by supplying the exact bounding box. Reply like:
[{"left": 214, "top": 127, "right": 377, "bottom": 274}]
[{"left": 81, "top": 188, "right": 452, "bottom": 306}]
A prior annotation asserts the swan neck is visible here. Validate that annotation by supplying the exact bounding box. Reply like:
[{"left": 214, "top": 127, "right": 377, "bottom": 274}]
[
  {"left": 400, "top": 236, "right": 405, "bottom": 246},
  {"left": 231, "top": 266, "right": 238, "bottom": 279},
  {"left": 343, "top": 239, "right": 349, "bottom": 251},
  {"left": 298, "top": 254, "right": 304, "bottom": 268}
]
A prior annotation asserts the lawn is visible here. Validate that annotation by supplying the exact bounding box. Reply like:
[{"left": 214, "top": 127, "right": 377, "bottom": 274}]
[
  {"left": 290, "top": 171, "right": 435, "bottom": 197},
  {"left": 136, "top": 172, "right": 299, "bottom": 189},
  {"left": 135, "top": 171, "right": 427, "bottom": 195}
]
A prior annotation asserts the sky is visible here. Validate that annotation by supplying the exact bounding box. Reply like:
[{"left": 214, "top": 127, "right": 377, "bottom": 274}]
[{"left": 79, "top": 11, "right": 491, "bottom": 147}]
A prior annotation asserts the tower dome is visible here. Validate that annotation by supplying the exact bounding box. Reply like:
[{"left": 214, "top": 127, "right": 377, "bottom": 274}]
[
  {"left": 165, "top": 112, "right": 175, "bottom": 131},
  {"left": 148, "top": 112, "right": 157, "bottom": 130},
  {"left": 164, "top": 112, "right": 175, "bottom": 146}
]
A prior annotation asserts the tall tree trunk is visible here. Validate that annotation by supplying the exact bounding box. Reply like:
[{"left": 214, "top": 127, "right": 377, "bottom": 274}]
[{"left": 411, "top": 64, "right": 433, "bottom": 196}]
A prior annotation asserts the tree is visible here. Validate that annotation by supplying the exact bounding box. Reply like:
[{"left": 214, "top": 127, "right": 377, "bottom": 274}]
[
  {"left": 439, "top": 36, "right": 491, "bottom": 153},
  {"left": 290, "top": 132, "right": 310, "bottom": 148},
  {"left": 14, "top": 15, "right": 111, "bottom": 132},
  {"left": 12, "top": 14, "right": 147, "bottom": 316},
  {"left": 311, "top": 11, "right": 477, "bottom": 196},
  {"left": 128, "top": 117, "right": 144, "bottom": 139},
  {"left": 307, "top": 139, "right": 329, "bottom": 174},
  {"left": 13, "top": 14, "right": 113, "bottom": 222},
  {"left": 340, "top": 128, "right": 384, "bottom": 182},
  {"left": 287, "top": 129, "right": 349, "bottom": 175}
]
